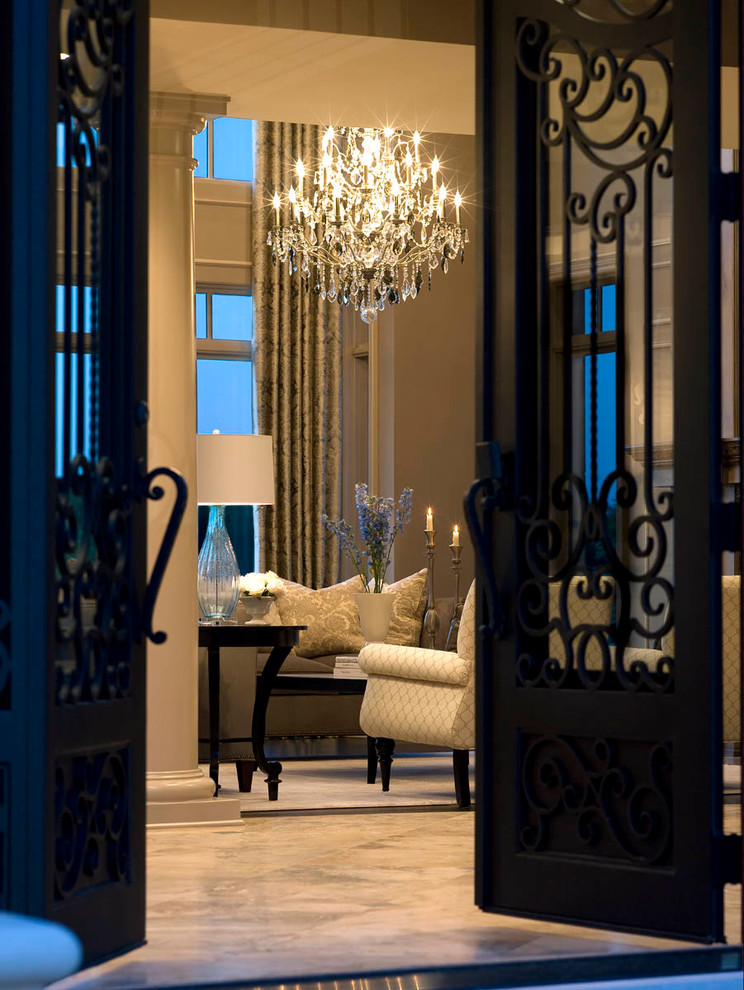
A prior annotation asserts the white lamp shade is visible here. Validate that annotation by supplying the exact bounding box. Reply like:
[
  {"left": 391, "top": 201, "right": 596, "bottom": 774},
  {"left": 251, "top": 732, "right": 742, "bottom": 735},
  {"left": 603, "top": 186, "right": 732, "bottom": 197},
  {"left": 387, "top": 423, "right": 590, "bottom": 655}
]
[{"left": 197, "top": 433, "right": 275, "bottom": 505}]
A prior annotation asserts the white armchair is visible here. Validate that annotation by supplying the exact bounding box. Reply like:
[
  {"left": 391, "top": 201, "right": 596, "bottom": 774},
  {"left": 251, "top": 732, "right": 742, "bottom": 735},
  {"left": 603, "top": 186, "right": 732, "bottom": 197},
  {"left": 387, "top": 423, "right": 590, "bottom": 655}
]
[{"left": 358, "top": 581, "right": 476, "bottom": 807}]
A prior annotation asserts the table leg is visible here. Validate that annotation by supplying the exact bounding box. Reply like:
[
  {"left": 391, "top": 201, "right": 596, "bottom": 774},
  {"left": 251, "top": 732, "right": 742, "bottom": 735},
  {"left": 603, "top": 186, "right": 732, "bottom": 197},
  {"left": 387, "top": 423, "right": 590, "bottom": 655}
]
[
  {"left": 207, "top": 643, "right": 221, "bottom": 795},
  {"left": 252, "top": 645, "right": 292, "bottom": 800}
]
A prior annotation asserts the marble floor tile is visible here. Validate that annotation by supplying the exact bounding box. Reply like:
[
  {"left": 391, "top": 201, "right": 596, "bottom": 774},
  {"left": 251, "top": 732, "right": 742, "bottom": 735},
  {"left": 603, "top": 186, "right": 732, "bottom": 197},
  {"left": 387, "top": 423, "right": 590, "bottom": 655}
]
[{"left": 50, "top": 759, "right": 742, "bottom": 990}]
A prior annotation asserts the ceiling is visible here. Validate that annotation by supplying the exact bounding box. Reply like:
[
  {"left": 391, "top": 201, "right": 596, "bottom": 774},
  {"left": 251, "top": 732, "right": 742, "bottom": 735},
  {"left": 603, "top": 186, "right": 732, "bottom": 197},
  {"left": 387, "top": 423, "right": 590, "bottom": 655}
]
[{"left": 150, "top": 19, "right": 475, "bottom": 135}]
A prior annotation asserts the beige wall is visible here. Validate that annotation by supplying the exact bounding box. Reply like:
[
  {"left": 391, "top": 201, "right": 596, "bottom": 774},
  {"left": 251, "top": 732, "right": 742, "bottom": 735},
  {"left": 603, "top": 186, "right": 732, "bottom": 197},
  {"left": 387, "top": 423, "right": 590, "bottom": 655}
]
[
  {"left": 337, "top": 133, "right": 476, "bottom": 599},
  {"left": 386, "top": 132, "right": 476, "bottom": 600}
]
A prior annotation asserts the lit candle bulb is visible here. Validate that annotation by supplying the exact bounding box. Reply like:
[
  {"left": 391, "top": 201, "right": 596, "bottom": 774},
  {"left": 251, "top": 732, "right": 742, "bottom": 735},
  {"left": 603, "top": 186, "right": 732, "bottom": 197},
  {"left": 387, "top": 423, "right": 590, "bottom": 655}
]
[
  {"left": 426, "top": 507, "right": 434, "bottom": 532},
  {"left": 288, "top": 185, "right": 298, "bottom": 220},
  {"left": 322, "top": 125, "right": 334, "bottom": 151},
  {"left": 431, "top": 155, "right": 439, "bottom": 194},
  {"left": 438, "top": 182, "right": 446, "bottom": 218},
  {"left": 452, "top": 524, "right": 460, "bottom": 547},
  {"left": 272, "top": 191, "right": 281, "bottom": 226},
  {"left": 454, "top": 190, "right": 462, "bottom": 225},
  {"left": 322, "top": 152, "right": 332, "bottom": 189},
  {"left": 405, "top": 150, "right": 413, "bottom": 186},
  {"left": 296, "top": 158, "right": 305, "bottom": 198},
  {"left": 413, "top": 130, "right": 421, "bottom": 161}
]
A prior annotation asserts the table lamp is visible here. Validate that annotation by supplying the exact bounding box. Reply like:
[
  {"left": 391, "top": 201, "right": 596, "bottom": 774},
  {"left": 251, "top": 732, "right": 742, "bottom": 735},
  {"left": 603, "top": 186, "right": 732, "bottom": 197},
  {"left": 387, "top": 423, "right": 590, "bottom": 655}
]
[{"left": 196, "top": 432, "right": 274, "bottom": 620}]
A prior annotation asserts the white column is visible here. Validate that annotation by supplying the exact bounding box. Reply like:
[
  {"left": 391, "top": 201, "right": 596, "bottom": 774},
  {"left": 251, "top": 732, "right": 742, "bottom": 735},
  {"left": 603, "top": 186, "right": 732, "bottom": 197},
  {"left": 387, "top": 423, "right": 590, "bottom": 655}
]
[{"left": 146, "top": 92, "right": 241, "bottom": 827}]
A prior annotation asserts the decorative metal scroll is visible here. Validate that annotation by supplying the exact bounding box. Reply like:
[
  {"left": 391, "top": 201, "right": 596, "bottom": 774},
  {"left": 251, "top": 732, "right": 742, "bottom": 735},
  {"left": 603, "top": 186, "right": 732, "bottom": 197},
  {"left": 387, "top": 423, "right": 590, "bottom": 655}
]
[
  {"left": 55, "top": 2, "right": 186, "bottom": 706},
  {"left": 519, "top": 734, "right": 673, "bottom": 866},
  {"left": 513, "top": 19, "right": 674, "bottom": 692},
  {"left": 54, "top": 749, "right": 130, "bottom": 901},
  {"left": 555, "top": 0, "right": 672, "bottom": 22}
]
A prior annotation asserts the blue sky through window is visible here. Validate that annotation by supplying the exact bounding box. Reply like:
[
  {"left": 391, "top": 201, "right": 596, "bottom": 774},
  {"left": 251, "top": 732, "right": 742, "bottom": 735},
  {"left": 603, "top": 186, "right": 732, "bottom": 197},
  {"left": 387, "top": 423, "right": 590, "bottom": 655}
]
[
  {"left": 582, "top": 285, "right": 617, "bottom": 505},
  {"left": 213, "top": 118, "right": 253, "bottom": 181},
  {"left": 212, "top": 293, "right": 252, "bottom": 340},
  {"left": 197, "top": 358, "right": 253, "bottom": 435}
]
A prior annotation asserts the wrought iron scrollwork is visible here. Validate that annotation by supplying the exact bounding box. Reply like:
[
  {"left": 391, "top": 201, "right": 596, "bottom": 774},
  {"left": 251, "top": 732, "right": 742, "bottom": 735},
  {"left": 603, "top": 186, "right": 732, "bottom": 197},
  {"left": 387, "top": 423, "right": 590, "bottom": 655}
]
[
  {"left": 464, "top": 443, "right": 510, "bottom": 640},
  {"left": 136, "top": 463, "right": 189, "bottom": 646},
  {"left": 555, "top": 0, "right": 672, "bottom": 22},
  {"left": 55, "top": 457, "right": 188, "bottom": 703},
  {"left": 520, "top": 734, "right": 673, "bottom": 866},
  {"left": 513, "top": 17, "right": 674, "bottom": 692},
  {"left": 54, "top": 748, "right": 130, "bottom": 901}
]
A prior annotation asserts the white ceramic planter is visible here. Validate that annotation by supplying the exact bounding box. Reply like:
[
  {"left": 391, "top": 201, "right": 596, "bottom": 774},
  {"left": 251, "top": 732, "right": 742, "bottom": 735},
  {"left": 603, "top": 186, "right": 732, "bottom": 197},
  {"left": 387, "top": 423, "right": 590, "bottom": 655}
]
[
  {"left": 241, "top": 595, "right": 273, "bottom": 623},
  {"left": 354, "top": 592, "right": 394, "bottom": 642}
]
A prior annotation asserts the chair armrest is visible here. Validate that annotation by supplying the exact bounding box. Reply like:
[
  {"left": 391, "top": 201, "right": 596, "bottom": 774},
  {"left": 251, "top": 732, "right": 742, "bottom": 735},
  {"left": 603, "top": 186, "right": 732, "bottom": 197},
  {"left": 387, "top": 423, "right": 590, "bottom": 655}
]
[{"left": 359, "top": 642, "right": 471, "bottom": 686}]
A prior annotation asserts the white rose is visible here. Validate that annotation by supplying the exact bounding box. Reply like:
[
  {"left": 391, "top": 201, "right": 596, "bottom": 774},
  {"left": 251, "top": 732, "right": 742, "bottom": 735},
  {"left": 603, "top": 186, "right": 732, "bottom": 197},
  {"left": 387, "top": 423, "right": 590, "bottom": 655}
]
[
  {"left": 265, "top": 573, "right": 284, "bottom": 594},
  {"left": 242, "top": 573, "right": 267, "bottom": 597}
]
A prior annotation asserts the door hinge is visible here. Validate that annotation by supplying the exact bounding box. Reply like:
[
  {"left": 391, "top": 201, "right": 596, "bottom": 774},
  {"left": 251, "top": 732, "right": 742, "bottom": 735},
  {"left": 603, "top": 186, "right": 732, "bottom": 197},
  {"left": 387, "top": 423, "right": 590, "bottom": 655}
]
[
  {"left": 713, "top": 501, "right": 741, "bottom": 553},
  {"left": 718, "top": 833, "right": 742, "bottom": 887},
  {"left": 717, "top": 170, "right": 741, "bottom": 223}
]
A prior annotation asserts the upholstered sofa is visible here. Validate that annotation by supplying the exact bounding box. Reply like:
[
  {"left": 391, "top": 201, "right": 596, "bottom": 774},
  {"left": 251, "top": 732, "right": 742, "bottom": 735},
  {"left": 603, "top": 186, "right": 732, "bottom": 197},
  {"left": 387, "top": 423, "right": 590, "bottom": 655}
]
[{"left": 197, "top": 568, "right": 458, "bottom": 763}]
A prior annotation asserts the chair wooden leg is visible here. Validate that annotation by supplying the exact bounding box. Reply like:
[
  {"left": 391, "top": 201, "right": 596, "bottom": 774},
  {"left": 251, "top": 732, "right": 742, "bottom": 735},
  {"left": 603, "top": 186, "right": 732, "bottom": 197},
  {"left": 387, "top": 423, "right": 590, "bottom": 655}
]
[
  {"left": 453, "top": 749, "right": 471, "bottom": 808},
  {"left": 376, "top": 737, "right": 395, "bottom": 792},
  {"left": 366, "top": 735, "right": 377, "bottom": 784},
  {"left": 236, "top": 759, "right": 256, "bottom": 793}
]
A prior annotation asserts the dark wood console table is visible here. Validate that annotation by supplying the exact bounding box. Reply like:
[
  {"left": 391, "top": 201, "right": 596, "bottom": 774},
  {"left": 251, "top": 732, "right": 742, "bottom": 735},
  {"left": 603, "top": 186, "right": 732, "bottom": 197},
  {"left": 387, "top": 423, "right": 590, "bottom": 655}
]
[{"left": 198, "top": 622, "right": 306, "bottom": 800}]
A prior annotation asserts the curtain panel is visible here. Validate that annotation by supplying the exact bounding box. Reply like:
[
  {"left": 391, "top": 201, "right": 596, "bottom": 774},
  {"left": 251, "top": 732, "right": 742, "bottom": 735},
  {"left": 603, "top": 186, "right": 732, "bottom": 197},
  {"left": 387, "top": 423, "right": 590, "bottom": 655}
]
[{"left": 253, "top": 120, "right": 342, "bottom": 588}]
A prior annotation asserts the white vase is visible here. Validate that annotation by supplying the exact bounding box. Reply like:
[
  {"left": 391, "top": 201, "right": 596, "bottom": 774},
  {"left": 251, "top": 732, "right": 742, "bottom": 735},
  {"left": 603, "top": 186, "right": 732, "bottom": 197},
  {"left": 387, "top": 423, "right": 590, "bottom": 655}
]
[
  {"left": 354, "top": 592, "right": 394, "bottom": 643},
  {"left": 241, "top": 595, "right": 273, "bottom": 624}
]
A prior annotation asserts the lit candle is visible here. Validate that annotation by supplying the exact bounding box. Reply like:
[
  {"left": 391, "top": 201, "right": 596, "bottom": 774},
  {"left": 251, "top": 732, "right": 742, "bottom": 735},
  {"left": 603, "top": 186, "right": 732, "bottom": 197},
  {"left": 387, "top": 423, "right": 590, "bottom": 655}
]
[
  {"left": 272, "top": 191, "right": 281, "bottom": 226},
  {"left": 426, "top": 507, "right": 434, "bottom": 532},
  {"left": 322, "top": 152, "right": 332, "bottom": 189},
  {"left": 322, "top": 125, "right": 334, "bottom": 152},
  {"left": 288, "top": 185, "right": 298, "bottom": 220},
  {"left": 452, "top": 524, "right": 460, "bottom": 547},
  {"left": 431, "top": 155, "right": 439, "bottom": 194},
  {"left": 405, "top": 151, "right": 413, "bottom": 186},
  {"left": 413, "top": 130, "right": 421, "bottom": 162},
  {"left": 454, "top": 190, "right": 462, "bottom": 225},
  {"left": 438, "top": 182, "right": 446, "bottom": 218}
]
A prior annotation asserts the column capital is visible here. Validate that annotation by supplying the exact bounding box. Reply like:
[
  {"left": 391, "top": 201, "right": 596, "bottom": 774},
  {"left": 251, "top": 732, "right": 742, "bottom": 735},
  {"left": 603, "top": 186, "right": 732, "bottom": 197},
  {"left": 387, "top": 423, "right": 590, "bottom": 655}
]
[{"left": 150, "top": 91, "right": 229, "bottom": 137}]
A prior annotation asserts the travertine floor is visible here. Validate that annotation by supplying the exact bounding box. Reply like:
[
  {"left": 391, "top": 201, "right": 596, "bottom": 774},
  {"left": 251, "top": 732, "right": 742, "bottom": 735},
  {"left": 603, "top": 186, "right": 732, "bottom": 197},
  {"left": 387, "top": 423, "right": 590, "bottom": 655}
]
[{"left": 52, "top": 757, "right": 741, "bottom": 990}]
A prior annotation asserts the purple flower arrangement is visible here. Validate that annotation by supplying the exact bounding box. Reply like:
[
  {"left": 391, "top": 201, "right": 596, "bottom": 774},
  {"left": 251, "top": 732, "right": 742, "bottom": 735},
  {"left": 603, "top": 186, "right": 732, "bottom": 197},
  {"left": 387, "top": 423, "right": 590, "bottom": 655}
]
[{"left": 322, "top": 483, "right": 414, "bottom": 593}]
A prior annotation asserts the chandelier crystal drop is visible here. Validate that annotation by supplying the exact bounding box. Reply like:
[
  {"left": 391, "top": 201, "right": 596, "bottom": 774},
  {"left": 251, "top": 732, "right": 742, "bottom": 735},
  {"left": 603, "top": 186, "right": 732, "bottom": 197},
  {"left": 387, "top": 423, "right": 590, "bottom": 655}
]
[{"left": 268, "top": 126, "right": 469, "bottom": 324}]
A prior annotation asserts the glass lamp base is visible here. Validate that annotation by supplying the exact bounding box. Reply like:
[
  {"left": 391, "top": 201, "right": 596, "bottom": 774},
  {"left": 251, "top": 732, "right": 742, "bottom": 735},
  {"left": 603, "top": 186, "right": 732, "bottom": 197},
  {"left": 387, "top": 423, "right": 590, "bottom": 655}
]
[{"left": 197, "top": 504, "right": 240, "bottom": 620}]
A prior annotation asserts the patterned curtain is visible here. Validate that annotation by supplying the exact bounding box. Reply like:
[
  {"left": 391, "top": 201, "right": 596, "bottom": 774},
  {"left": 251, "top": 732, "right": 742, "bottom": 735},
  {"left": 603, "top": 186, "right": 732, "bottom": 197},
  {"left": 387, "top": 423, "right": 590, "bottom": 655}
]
[{"left": 253, "top": 120, "right": 342, "bottom": 588}]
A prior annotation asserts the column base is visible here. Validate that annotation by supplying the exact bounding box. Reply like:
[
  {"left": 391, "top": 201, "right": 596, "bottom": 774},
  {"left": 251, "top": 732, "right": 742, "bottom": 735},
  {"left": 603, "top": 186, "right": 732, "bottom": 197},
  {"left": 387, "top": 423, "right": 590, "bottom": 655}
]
[{"left": 146, "top": 768, "right": 242, "bottom": 828}]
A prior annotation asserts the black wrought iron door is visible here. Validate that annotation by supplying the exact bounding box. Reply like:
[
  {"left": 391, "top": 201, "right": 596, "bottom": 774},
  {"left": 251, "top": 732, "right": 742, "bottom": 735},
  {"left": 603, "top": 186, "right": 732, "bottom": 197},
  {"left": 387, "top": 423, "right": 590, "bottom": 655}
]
[
  {"left": 1, "top": 0, "right": 185, "bottom": 963},
  {"left": 469, "top": 0, "right": 741, "bottom": 941}
]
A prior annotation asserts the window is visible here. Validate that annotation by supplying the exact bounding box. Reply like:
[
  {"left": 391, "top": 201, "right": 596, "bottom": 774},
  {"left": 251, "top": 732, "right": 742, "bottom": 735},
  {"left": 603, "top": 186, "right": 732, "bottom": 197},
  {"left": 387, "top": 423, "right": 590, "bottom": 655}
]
[
  {"left": 196, "top": 288, "right": 256, "bottom": 572},
  {"left": 193, "top": 118, "right": 254, "bottom": 181}
]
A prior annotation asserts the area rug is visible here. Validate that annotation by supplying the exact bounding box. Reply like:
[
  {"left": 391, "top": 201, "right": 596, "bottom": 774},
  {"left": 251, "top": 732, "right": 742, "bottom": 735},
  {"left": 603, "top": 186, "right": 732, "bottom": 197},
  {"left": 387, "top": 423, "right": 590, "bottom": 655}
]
[{"left": 203, "top": 754, "right": 475, "bottom": 814}]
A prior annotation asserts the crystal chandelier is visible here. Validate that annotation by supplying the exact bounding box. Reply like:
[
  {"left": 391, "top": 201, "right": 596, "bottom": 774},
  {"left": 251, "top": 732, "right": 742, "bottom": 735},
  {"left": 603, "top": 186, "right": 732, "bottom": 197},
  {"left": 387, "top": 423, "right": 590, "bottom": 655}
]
[{"left": 268, "top": 126, "right": 469, "bottom": 324}]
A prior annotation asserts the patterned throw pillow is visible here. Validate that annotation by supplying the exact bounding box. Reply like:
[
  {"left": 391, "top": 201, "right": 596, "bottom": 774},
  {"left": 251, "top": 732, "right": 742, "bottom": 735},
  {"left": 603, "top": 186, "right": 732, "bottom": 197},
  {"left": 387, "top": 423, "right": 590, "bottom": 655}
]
[
  {"left": 274, "top": 575, "right": 366, "bottom": 658},
  {"left": 273, "top": 570, "right": 429, "bottom": 658},
  {"left": 386, "top": 568, "right": 428, "bottom": 647}
]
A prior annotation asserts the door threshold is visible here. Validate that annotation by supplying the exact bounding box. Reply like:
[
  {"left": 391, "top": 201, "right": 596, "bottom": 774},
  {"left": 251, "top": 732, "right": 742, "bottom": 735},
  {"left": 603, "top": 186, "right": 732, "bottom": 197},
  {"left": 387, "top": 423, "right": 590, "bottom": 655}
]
[{"left": 148, "top": 945, "right": 741, "bottom": 990}]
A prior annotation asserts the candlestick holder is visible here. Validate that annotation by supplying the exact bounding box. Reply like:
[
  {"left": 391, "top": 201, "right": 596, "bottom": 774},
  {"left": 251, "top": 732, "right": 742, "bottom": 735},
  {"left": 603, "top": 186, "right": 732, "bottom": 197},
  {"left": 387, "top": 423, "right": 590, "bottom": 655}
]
[
  {"left": 445, "top": 542, "right": 465, "bottom": 652},
  {"left": 423, "top": 528, "right": 440, "bottom": 649}
]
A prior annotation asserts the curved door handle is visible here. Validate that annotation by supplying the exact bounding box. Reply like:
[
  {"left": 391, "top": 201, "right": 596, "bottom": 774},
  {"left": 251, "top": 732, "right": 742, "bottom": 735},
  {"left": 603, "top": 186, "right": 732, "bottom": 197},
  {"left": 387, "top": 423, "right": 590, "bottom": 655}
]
[
  {"left": 138, "top": 464, "right": 188, "bottom": 644},
  {"left": 464, "top": 442, "right": 508, "bottom": 640}
]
